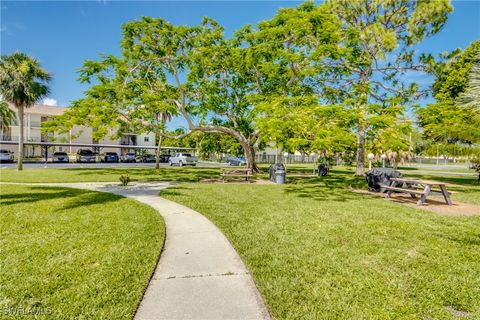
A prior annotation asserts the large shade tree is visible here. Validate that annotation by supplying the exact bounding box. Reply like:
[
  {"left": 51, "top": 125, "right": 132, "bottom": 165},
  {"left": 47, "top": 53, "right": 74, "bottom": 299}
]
[
  {"left": 46, "top": 17, "right": 265, "bottom": 171},
  {"left": 328, "top": 0, "right": 452, "bottom": 175},
  {"left": 0, "top": 52, "right": 51, "bottom": 170},
  {"left": 252, "top": 0, "right": 452, "bottom": 175}
]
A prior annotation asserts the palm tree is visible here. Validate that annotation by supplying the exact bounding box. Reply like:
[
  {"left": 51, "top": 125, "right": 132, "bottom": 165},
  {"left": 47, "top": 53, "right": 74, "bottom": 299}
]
[
  {"left": 154, "top": 112, "right": 172, "bottom": 170},
  {"left": 458, "top": 64, "right": 480, "bottom": 112},
  {"left": 0, "top": 52, "right": 51, "bottom": 170},
  {"left": 0, "top": 100, "right": 16, "bottom": 128}
]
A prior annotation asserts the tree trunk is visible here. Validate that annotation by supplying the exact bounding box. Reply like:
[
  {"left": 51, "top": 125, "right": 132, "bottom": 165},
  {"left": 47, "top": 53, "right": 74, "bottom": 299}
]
[
  {"left": 241, "top": 142, "right": 259, "bottom": 172},
  {"left": 155, "top": 129, "right": 164, "bottom": 170},
  {"left": 17, "top": 106, "right": 24, "bottom": 171},
  {"left": 355, "top": 124, "right": 366, "bottom": 176}
]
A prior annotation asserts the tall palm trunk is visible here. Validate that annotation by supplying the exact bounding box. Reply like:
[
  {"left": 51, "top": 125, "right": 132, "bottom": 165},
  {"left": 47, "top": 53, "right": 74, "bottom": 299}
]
[
  {"left": 17, "top": 105, "right": 24, "bottom": 170},
  {"left": 155, "top": 128, "right": 164, "bottom": 170}
]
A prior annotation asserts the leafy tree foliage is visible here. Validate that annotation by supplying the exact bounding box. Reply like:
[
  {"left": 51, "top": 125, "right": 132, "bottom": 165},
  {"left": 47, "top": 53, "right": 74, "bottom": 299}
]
[
  {"left": 163, "top": 130, "right": 242, "bottom": 160},
  {"left": 46, "top": 1, "right": 451, "bottom": 174},
  {"left": 0, "top": 100, "right": 16, "bottom": 128},
  {"left": 458, "top": 64, "right": 480, "bottom": 112},
  {"left": 243, "top": 0, "right": 452, "bottom": 175},
  {"left": 417, "top": 40, "right": 480, "bottom": 145},
  {"left": 0, "top": 52, "right": 51, "bottom": 170},
  {"left": 46, "top": 17, "right": 264, "bottom": 170}
]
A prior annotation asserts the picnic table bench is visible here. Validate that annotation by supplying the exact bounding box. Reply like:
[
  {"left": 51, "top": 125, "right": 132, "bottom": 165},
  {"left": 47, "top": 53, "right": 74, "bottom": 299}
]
[
  {"left": 220, "top": 167, "right": 252, "bottom": 183},
  {"left": 381, "top": 177, "right": 452, "bottom": 206}
]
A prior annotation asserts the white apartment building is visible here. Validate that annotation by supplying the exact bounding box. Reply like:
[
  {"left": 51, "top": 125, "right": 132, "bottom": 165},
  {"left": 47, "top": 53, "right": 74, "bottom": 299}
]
[{"left": 0, "top": 104, "right": 156, "bottom": 157}]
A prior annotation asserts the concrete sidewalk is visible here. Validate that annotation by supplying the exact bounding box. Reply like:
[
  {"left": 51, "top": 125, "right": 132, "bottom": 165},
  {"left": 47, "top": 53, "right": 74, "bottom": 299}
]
[{"left": 38, "top": 182, "right": 271, "bottom": 320}]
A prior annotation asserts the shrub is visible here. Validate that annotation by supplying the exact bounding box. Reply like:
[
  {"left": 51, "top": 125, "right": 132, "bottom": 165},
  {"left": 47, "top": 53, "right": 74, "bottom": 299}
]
[
  {"left": 119, "top": 175, "right": 130, "bottom": 186},
  {"left": 470, "top": 157, "right": 480, "bottom": 182}
]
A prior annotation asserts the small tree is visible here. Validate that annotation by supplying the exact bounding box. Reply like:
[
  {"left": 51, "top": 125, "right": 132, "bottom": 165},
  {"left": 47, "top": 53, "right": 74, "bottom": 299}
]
[{"left": 0, "top": 52, "right": 51, "bottom": 170}]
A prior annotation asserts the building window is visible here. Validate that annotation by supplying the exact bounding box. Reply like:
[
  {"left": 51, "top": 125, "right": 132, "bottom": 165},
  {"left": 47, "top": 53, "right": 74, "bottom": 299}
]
[{"left": 144, "top": 137, "right": 149, "bottom": 142}]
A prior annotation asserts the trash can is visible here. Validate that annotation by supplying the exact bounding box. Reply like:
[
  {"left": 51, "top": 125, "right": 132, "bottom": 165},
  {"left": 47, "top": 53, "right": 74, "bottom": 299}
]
[
  {"left": 275, "top": 169, "right": 286, "bottom": 184},
  {"left": 318, "top": 163, "right": 329, "bottom": 176},
  {"left": 269, "top": 163, "right": 286, "bottom": 184}
]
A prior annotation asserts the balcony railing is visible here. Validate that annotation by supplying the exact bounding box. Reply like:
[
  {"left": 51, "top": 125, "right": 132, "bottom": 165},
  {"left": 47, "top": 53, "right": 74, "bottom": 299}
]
[
  {"left": 0, "top": 136, "right": 48, "bottom": 142},
  {"left": 0, "top": 135, "right": 13, "bottom": 141}
]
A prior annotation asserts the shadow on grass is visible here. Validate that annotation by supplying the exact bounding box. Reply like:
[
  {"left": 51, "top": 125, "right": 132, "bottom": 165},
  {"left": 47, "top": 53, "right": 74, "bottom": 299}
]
[
  {"left": 56, "top": 167, "right": 220, "bottom": 182},
  {"left": 283, "top": 173, "right": 367, "bottom": 202},
  {"left": 0, "top": 186, "right": 121, "bottom": 210},
  {"left": 159, "top": 185, "right": 191, "bottom": 197}
]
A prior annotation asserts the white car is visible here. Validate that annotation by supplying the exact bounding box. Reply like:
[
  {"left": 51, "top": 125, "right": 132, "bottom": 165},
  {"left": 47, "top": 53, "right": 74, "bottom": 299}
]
[
  {"left": 76, "top": 149, "right": 97, "bottom": 163},
  {"left": 0, "top": 149, "right": 14, "bottom": 163},
  {"left": 52, "top": 152, "right": 69, "bottom": 163},
  {"left": 168, "top": 153, "right": 198, "bottom": 167}
]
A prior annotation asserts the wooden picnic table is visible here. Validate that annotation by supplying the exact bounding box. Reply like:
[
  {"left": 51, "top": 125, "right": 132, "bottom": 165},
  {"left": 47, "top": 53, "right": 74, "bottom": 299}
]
[
  {"left": 220, "top": 167, "right": 252, "bottom": 183},
  {"left": 382, "top": 177, "right": 452, "bottom": 206}
]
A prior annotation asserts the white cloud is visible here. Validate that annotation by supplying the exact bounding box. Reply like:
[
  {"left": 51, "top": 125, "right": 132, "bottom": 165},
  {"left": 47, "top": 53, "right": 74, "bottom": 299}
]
[{"left": 42, "top": 98, "right": 57, "bottom": 106}]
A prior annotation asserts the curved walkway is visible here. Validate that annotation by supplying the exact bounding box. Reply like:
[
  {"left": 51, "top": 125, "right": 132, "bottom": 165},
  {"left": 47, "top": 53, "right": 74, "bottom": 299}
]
[{"left": 29, "top": 182, "right": 271, "bottom": 320}]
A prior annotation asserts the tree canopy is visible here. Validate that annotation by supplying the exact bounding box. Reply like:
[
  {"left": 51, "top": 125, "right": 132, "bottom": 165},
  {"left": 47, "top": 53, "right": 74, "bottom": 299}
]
[
  {"left": 417, "top": 40, "right": 480, "bottom": 145},
  {"left": 45, "top": 0, "right": 454, "bottom": 173}
]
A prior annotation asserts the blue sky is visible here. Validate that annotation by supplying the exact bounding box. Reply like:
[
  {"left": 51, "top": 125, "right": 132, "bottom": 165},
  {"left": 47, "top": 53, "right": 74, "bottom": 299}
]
[{"left": 1, "top": 0, "right": 479, "bottom": 128}]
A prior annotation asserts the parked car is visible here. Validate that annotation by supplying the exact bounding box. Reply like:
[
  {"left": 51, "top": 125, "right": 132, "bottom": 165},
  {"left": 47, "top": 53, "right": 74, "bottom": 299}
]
[
  {"left": 121, "top": 152, "right": 137, "bottom": 163},
  {"left": 169, "top": 153, "right": 198, "bottom": 166},
  {"left": 159, "top": 154, "right": 171, "bottom": 163},
  {"left": 0, "top": 149, "right": 14, "bottom": 163},
  {"left": 226, "top": 156, "right": 246, "bottom": 166},
  {"left": 52, "top": 152, "right": 69, "bottom": 163},
  {"left": 100, "top": 152, "right": 119, "bottom": 163},
  {"left": 76, "top": 149, "right": 96, "bottom": 163},
  {"left": 141, "top": 154, "right": 157, "bottom": 163}
]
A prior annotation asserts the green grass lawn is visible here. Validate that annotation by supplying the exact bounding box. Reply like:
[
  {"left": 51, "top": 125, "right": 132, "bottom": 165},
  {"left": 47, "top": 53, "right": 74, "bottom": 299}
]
[
  {"left": 1, "top": 164, "right": 478, "bottom": 204},
  {"left": 0, "top": 166, "right": 220, "bottom": 183},
  {"left": 162, "top": 182, "right": 480, "bottom": 319},
  {"left": 0, "top": 165, "right": 478, "bottom": 318},
  {"left": 0, "top": 184, "right": 164, "bottom": 319}
]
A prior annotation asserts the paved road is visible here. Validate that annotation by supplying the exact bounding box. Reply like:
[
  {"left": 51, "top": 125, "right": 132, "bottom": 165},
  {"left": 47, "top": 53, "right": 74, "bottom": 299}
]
[{"left": 0, "top": 161, "right": 226, "bottom": 169}]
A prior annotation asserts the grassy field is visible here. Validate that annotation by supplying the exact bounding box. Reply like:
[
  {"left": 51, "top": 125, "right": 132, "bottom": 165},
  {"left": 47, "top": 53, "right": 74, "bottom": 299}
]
[
  {"left": 0, "top": 184, "right": 164, "bottom": 319},
  {"left": 0, "top": 166, "right": 220, "bottom": 183},
  {"left": 1, "top": 164, "right": 477, "bottom": 204},
  {"left": 0, "top": 165, "right": 478, "bottom": 318},
  {"left": 162, "top": 181, "right": 480, "bottom": 319}
]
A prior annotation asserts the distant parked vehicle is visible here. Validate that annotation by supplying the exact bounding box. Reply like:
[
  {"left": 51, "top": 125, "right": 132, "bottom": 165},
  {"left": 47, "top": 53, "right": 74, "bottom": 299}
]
[
  {"left": 159, "top": 154, "right": 171, "bottom": 163},
  {"left": 141, "top": 154, "right": 157, "bottom": 163},
  {"left": 52, "top": 152, "right": 69, "bottom": 163},
  {"left": 76, "top": 149, "right": 96, "bottom": 163},
  {"left": 100, "top": 152, "right": 119, "bottom": 163},
  {"left": 121, "top": 152, "right": 136, "bottom": 163},
  {"left": 169, "top": 153, "right": 198, "bottom": 167},
  {"left": 0, "top": 149, "right": 14, "bottom": 163},
  {"left": 226, "top": 156, "right": 246, "bottom": 166}
]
